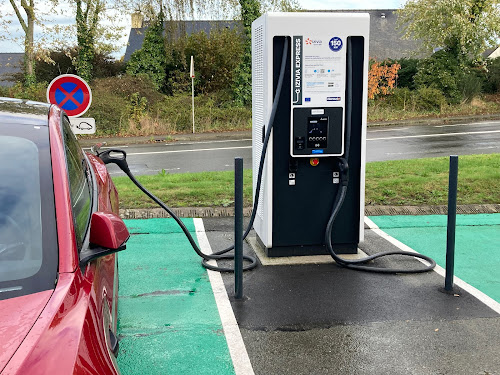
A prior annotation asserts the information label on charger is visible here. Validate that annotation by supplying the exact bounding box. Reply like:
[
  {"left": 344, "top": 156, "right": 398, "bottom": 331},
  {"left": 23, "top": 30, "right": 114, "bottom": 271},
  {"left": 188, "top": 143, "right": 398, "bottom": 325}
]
[
  {"left": 292, "top": 34, "right": 347, "bottom": 107},
  {"left": 292, "top": 36, "right": 303, "bottom": 105}
]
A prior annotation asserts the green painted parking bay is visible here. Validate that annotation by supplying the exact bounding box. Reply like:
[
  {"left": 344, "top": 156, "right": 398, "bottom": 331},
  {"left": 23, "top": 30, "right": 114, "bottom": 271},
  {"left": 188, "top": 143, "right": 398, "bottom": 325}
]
[
  {"left": 370, "top": 213, "right": 500, "bottom": 303},
  {"left": 117, "top": 218, "right": 235, "bottom": 375}
]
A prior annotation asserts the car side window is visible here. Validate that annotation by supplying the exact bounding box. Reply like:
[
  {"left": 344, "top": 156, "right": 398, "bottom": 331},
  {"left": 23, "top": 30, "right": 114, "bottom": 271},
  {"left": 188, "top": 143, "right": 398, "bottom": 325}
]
[{"left": 62, "top": 116, "right": 92, "bottom": 251}]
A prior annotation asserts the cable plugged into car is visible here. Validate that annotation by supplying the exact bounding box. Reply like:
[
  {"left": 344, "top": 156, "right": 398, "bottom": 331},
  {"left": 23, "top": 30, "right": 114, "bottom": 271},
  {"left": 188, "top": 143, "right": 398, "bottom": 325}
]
[
  {"left": 96, "top": 38, "right": 290, "bottom": 273},
  {"left": 97, "top": 147, "right": 259, "bottom": 273}
]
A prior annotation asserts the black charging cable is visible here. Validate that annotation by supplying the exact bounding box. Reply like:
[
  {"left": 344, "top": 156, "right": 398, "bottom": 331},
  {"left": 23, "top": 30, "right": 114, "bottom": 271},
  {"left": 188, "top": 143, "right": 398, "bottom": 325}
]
[
  {"left": 96, "top": 38, "right": 290, "bottom": 273},
  {"left": 323, "top": 58, "right": 436, "bottom": 273},
  {"left": 324, "top": 173, "right": 436, "bottom": 273}
]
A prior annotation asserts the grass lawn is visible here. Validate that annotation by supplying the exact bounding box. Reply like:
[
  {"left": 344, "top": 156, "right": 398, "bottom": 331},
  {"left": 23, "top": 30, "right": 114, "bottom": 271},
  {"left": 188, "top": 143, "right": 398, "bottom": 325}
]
[{"left": 112, "top": 154, "right": 500, "bottom": 209}]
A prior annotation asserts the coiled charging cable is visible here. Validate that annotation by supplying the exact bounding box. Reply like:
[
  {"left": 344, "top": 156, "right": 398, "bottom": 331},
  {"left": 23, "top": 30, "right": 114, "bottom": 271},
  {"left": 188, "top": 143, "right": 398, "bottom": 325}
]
[{"left": 323, "top": 48, "right": 436, "bottom": 273}]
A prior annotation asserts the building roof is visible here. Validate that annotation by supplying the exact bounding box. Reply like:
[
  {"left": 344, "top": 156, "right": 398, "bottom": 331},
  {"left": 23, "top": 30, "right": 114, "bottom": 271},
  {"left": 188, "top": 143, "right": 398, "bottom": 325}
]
[
  {"left": 124, "top": 10, "right": 422, "bottom": 62},
  {"left": 483, "top": 46, "right": 500, "bottom": 59},
  {"left": 310, "top": 9, "right": 422, "bottom": 60},
  {"left": 0, "top": 53, "right": 23, "bottom": 87}
]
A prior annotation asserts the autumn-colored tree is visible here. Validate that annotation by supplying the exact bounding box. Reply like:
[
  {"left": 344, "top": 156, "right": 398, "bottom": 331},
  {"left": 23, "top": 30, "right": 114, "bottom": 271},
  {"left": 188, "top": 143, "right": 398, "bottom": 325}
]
[{"left": 368, "top": 60, "right": 401, "bottom": 100}]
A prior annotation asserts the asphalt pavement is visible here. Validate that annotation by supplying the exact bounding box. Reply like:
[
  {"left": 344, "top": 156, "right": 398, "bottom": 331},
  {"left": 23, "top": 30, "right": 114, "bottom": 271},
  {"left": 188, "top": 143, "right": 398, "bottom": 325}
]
[
  {"left": 117, "top": 215, "right": 500, "bottom": 375},
  {"left": 80, "top": 115, "right": 500, "bottom": 176},
  {"left": 106, "top": 114, "right": 500, "bottom": 373}
]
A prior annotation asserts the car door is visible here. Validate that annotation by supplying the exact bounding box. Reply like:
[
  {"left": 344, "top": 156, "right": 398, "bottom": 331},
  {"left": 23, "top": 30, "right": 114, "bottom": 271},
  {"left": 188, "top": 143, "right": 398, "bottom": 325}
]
[{"left": 61, "top": 115, "right": 120, "bottom": 372}]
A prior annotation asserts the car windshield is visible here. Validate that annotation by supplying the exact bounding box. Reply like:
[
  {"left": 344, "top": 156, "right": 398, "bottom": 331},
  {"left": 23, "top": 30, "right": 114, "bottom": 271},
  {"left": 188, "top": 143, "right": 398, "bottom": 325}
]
[{"left": 0, "top": 123, "right": 58, "bottom": 300}]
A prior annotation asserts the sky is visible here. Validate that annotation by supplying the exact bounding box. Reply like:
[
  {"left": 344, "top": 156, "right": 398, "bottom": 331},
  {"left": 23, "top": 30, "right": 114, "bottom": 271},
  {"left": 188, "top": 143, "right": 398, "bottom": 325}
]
[{"left": 0, "top": 0, "right": 405, "bottom": 57}]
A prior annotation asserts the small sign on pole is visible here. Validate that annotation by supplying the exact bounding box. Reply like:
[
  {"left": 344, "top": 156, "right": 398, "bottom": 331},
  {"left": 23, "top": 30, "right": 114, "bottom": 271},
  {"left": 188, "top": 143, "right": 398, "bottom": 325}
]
[
  {"left": 69, "top": 117, "right": 96, "bottom": 134},
  {"left": 190, "top": 56, "right": 195, "bottom": 134}
]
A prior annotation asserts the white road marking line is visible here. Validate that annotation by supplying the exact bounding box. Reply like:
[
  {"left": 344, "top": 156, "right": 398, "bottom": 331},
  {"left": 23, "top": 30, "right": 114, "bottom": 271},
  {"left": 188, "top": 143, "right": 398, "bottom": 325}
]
[
  {"left": 435, "top": 122, "right": 500, "bottom": 128},
  {"left": 369, "top": 127, "right": 408, "bottom": 133},
  {"left": 194, "top": 218, "right": 255, "bottom": 375},
  {"left": 166, "top": 139, "right": 252, "bottom": 146},
  {"left": 82, "top": 145, "right": 129, "bottom": 150},
  {"left": 126, "top": 145, "right": 252, "bottom": 156},
  {"left": 364, "top": 217, "right": 500, "bottom": 315},
  {"left": 367, "top": 129, "right": 500, "bottom": 141}
]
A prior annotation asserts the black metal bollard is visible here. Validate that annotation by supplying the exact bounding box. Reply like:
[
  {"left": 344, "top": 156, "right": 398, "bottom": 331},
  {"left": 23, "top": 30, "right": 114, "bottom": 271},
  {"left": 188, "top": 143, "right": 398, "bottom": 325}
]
[
  {"left": 445, "top": 155, "right": 458, "bottom": 292},
  {"left": 234, "top": 157, "right": 244, "bottom": 299}
]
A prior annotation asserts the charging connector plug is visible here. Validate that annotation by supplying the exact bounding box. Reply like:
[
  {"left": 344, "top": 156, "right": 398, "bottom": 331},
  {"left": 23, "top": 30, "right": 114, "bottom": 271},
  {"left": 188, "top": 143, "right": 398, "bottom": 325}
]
[{"left": 338, "top": 157, "right": 349, "bottom": 186}]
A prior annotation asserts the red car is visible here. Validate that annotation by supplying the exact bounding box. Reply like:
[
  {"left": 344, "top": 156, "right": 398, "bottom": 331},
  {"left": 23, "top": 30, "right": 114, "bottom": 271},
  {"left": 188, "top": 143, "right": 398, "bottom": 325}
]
[{"left": 0, "top": 98, "right": 129, "bottom": 374}]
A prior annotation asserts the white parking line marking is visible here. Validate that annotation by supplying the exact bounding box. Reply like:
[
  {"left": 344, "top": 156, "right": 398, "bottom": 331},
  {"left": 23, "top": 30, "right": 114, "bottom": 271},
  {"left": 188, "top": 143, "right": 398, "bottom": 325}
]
[
  {"left": 364, "top": 217, "right": 500, "bottom": 315},
  {"left": 194, "top": 218, "right": 255, "bottom": 375},
  {"left": 367, "top": 129, "right": 500, "bottom": 141}
]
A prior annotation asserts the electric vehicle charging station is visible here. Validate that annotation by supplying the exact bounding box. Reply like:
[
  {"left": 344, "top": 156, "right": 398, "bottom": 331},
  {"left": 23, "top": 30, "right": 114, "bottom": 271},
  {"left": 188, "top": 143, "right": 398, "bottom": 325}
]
[
  {"left": 252, "top": 13, "right": 370, "bottom": 257},
  {"left": 100, "top": 11, "right": 434, "bottom": 274}
]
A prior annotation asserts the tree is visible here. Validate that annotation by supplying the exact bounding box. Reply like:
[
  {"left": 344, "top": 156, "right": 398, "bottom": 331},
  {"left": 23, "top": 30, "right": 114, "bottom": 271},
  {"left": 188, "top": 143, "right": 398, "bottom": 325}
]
[
  {"left": 2, "top": 0, "right": 126, "bottom": 85},
  {"left": 74, "top": 0, "right": 104, "bottom": 82},
  {"left": 397, "top": 0, "right": 500, "bottom": 63},
  {"left": 126, "top": 10, "right": 167, "bottom": 91},
  {"left": 367, "top": 60, "right": 401, "bottom": 100},
  {"left": 232, "top": 0, "right": 261, "bottom": 106},
  {"left": 69, "top": 0, "right": 127, "bottom": 81},
  {"left": 231, "top": 0, "right": 298, "bottom": 105},
  {"left": 6, "top": 0, "right": 37, "bottom": 85}
]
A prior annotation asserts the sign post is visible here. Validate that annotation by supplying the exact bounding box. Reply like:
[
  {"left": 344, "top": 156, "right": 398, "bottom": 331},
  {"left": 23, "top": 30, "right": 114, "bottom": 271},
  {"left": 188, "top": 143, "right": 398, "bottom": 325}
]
[
  {"left": 190, "top": 56, "right": 195, "bottom": 134},
  {"left": 46, "top": 74, "right": 95, "bottom": 134}
]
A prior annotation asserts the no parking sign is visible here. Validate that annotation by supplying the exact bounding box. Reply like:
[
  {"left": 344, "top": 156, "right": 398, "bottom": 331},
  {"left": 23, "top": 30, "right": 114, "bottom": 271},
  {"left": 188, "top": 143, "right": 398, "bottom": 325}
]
[{"left": 46, "top": 74, "right": 92, "bottom": 117}]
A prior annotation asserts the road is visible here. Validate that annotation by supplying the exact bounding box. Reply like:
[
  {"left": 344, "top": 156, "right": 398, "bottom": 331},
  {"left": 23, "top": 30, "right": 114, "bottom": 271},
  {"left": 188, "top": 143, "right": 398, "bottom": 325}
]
[{"left": 91, "top": 120, "right": 500, "bottom": 176}]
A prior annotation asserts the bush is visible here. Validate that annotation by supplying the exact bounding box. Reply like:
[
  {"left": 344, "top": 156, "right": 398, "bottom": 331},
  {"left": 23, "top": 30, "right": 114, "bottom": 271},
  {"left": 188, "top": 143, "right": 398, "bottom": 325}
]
[
  {"left": 35, "top": 48, "right": 124, "bottom": 83},
  {"left": 36, "top": 48, "right": 76, "bottom": 83},
  {"left": 414, "top": 50, "right": 463, "bottom": 104},
  {"left": 385, "top": 87, "right": 415, "bottom": 110},
  {"left": 458, "top": 71, "right": 483, "bottom": 103},
  {"left": 156, "top": 93, "right": 250, "bottom": 133},
  {"left": 184, "top": 28, "right": 244, "bottom": 94},
  {"left": 87, "top": 91, "right": 129, "bottom": 135},
  {"left": 92, "top": 53, "right": 125, "bottom": 79},
  {"left": 484, "top": 57, "right": 500, "bottom": 93},
  {"left": 414, "top": 87, "right": 446, "bottom": 111},
  {"left": 85, "top": 76, "right": 251, "bottom": 136},
  {"left": 165, "top": 38, "right": 189, "bottom": 94},
  {"left": 0, "top": 82, "right": 47, "bottom": 102},
  {"left": 88, "top": 75, "right": 163, "bottom": 135},
  {"left": 396, "top": 58, "right": 419, "bottom": 90},
  {"left": 91, "top": 75, "right": 163, "bottom": 104}
]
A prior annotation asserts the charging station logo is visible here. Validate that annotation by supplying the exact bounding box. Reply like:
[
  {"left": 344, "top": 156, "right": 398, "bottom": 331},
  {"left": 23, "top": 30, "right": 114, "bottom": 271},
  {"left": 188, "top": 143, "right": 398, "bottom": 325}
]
[
  {"left": 329, "top": 37, "right": 343, "bottom": 52},
  {"left": 305, "top": 38, "right": 322, "bottom": 46}
]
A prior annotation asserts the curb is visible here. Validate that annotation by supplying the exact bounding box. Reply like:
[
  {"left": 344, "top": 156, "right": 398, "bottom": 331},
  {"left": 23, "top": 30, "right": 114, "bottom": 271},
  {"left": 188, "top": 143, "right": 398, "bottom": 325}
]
[{"left": 119, "top": 204, "right": 500, "bottom": 219}]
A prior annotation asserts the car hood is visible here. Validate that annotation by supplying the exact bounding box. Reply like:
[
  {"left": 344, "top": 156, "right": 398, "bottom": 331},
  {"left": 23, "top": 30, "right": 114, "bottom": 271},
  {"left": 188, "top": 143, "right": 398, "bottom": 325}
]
[{"left": 0, "top": 290, "right": 53, "bottom": 371}]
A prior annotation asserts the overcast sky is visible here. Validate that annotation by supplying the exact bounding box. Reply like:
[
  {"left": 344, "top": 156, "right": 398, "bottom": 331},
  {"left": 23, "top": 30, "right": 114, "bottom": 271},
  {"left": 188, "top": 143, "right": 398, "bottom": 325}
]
[{"left": 0, "top": 0, "right": 405, "bottom": 57}]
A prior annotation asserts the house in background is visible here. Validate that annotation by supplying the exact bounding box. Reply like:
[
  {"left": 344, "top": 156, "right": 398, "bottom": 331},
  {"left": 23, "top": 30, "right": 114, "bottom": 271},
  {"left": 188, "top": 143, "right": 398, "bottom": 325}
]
[
  {"left": 124, "top": 9, "right": 423, "bottom": 62},
  {"left": 0, "top": 53, "right": 23, "bottom": 87},
  {"left": 483, "top": 46, "right": 500, "bottom": 60},
  {"left": 314, "top": 9, "right": 422, "bottom": 60}
]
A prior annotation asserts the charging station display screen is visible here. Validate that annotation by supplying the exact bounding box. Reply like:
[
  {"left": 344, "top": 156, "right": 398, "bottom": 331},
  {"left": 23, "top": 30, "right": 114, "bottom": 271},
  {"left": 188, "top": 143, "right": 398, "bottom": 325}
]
[
  {"left": 292, "top": 35, "right": 347, "bottom": 108},
  {"left": 307, "top": 117, "right": 328, "bottom": 148}
]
